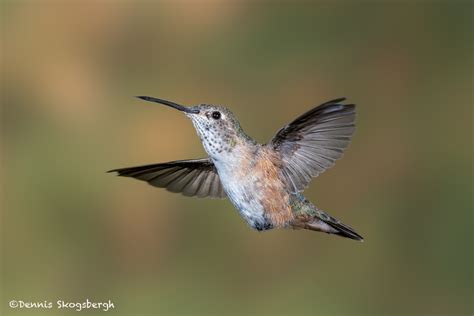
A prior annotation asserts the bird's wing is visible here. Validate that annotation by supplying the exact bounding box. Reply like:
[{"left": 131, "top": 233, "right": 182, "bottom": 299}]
[
  {"left": 267, "top": 98, "right": 355, "bottom": 193},
  {"left": 108, "top": 158, "right": 227, "bottom": 199}
]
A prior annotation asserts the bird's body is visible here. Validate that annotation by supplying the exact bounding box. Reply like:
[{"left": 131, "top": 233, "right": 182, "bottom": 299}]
[
  {"left": 213, "top": 143, "right": 291, "bottom": 230},
  {"left": 109, "top": 96, "right": 364, "bottom": 241}
]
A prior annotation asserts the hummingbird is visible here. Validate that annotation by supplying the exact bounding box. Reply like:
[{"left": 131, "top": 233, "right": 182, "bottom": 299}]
[{"left": 109, "top": 96, "right": 364, "bottom": 241}]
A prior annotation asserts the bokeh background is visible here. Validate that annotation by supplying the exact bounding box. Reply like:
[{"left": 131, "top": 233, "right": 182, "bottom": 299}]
[{"left": 1, "top": 1, "right": 472, "bottom": 315}]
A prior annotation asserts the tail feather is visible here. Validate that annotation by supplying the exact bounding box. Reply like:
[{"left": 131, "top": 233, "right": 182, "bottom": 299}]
[
  {"left": 289, "top": 194, "right": 364, "bottom": 241},
  {"left": 303, "top": 210, "right": 364, "bottom": 242},
  {"left": 323, "top": 218, "right": 364, "bottom": 241}
]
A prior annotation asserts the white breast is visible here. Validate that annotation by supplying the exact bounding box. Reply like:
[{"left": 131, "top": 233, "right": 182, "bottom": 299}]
[{"left": 212, "top": 150, "right": 267, "bottom": 228}]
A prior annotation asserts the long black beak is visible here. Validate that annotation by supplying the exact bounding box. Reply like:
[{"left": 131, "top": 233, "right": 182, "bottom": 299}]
[{"left": 136, "top": 96, "right": 200, "bottom": 114}]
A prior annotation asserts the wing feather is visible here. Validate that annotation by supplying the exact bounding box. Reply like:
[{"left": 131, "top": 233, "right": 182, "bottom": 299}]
[
  {"left": 108, "top": 158, "right": 226, "bottom": 199},
  {"left": 268, "top": 98, "right": 356, "bottom": 193}
]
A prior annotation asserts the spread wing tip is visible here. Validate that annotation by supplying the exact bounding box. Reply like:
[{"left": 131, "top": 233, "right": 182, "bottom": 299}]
[
  {"left": 322, "top": 97, "right": 347, "bottom": 105},
  {"left": 106, "top": 167, "right": 136, "bottom": 176}
]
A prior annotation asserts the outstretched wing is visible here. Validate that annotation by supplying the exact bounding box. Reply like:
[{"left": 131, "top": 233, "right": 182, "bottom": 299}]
[
  {"left": 108, "top": 158, "right": 227, "bottom": 199},
  {"left": 268, "top": 98, "right": 355, "bottom": 193}
]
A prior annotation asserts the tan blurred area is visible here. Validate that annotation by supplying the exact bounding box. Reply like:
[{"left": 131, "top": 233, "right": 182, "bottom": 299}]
[{"left": 1, "top": 1, "right": 472, "bottom": 315}]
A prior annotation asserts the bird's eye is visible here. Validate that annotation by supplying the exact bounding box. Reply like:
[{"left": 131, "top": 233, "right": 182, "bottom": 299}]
[{"left": 211, "top": 111, "right": 221, "bottom": 120}]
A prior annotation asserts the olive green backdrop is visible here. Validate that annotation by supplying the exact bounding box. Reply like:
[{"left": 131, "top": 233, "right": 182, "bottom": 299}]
[{"left": 2, "top": 1, "right": 472, "bottom": 315}]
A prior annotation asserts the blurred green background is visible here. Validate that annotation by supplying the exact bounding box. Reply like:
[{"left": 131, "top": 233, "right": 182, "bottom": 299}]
[{"left": 1, "top": 1, "right": 472, "bottom": 315}]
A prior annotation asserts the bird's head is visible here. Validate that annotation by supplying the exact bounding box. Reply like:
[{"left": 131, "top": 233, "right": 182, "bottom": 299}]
[{"left": 137, "top": 96, "right": 250, "bottom": 160}]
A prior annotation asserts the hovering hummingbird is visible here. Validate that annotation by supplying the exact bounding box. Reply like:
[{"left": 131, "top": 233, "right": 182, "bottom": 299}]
[{"left": 109, "top": 96, "right": 364, "bottom": 241}]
